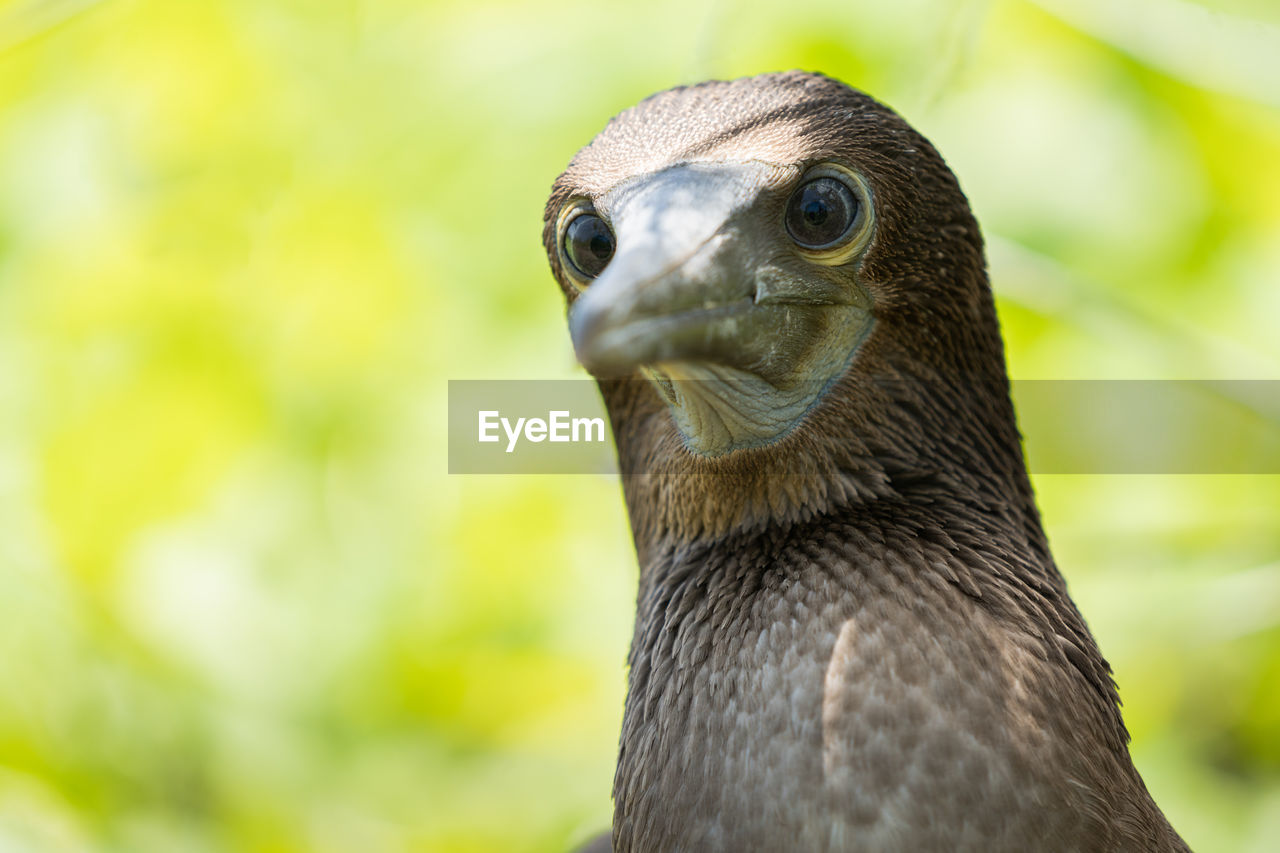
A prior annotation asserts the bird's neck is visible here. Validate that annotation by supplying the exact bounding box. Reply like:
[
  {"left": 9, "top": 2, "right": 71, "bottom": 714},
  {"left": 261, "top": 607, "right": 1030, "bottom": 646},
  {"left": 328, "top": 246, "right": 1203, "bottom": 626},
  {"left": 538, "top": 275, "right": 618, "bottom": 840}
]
[
  {"left": 599, "top": 360, "right": 1043, "bottom": 555},
  {"left": 610, "top": 500, "right": 1138, "bottom": 851}
]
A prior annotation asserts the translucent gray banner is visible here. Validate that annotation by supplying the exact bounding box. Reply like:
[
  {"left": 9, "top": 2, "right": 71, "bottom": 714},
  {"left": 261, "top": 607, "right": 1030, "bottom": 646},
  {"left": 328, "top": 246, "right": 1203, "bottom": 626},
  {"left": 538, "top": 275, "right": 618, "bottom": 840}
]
[{"left": 448, "top": 380, "right": 1280, "bottom": 474}]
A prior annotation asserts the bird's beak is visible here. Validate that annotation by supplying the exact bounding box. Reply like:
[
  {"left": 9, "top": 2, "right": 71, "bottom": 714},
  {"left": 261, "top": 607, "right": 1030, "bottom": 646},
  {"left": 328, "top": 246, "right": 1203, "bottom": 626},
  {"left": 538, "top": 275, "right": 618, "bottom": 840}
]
[{"left": 569, "top": 161, "right": 803, "bottom": 378}]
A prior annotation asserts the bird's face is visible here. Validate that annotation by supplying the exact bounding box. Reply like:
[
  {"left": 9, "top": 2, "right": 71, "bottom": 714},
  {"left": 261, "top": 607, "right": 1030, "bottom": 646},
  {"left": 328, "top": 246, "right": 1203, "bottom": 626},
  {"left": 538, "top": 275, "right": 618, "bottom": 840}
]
[
  {"left": 555, "top": 156, "right": 876, "bottom": 455},
  {"left": 545, "top": 73, "right": 990, "bottom": 459}
]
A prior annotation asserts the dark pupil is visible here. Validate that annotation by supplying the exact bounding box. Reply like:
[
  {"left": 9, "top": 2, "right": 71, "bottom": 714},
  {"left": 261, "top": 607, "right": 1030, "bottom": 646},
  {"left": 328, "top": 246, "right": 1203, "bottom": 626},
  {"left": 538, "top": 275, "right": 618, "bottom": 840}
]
[
  {"left": 786, "top": 177, "right": 857, "bottom": 248},
  {"left": 802, "top": 199, "right": 828, "bottom": 227},
  {"left": 566, "top": 214, "right": 615, "bottom": 278},
  {"left": 588, "top": 233, "right": 612, "bottom": 259}
]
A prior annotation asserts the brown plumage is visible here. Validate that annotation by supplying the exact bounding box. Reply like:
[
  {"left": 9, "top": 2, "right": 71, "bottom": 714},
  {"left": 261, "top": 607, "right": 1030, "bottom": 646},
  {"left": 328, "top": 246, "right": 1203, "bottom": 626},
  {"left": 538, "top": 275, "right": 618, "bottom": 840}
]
[{"left": 543, "top": 71, "right": 1187, "bottom": 852}]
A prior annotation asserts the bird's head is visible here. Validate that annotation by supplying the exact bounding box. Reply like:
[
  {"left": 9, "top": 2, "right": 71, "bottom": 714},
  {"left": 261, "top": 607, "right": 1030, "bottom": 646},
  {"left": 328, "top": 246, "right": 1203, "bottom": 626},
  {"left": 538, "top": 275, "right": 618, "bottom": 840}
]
[{"left": 544, "top": 72, "right": 1024, "bottom": 536}]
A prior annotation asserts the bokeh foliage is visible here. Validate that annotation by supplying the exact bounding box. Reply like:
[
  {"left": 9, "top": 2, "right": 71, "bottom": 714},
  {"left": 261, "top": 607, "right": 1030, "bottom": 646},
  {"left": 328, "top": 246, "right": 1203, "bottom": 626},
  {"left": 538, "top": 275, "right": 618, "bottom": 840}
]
[{"left": 0, "top": 0, "right": 1278, "bottom": 850}]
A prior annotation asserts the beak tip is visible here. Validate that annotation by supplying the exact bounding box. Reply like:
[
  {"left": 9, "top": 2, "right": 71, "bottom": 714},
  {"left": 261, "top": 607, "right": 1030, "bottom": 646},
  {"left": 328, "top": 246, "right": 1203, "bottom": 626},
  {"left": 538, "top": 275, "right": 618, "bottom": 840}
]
[{"left": 569, "top": 296, "right": 633, "bottom": 378}]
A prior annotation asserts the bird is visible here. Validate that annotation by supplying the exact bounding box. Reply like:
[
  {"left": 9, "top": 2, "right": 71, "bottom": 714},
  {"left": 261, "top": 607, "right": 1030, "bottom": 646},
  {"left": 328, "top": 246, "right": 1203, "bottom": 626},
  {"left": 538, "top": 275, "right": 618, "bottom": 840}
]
[{"left": 542, "top": 71, "right": 1188, "bottom": 852}]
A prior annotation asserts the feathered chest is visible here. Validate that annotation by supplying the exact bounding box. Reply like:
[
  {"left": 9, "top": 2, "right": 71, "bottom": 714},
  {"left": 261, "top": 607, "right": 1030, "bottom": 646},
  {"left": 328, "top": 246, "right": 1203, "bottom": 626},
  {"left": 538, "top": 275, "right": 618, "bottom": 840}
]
[{"left": 610, "top": 522, "right": 1131, "bottom": 852}]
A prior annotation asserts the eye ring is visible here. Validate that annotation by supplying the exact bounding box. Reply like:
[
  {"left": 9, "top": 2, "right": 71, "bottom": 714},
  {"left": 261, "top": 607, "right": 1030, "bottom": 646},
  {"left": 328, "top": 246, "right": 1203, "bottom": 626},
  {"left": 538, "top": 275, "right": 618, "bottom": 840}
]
[
  {"left": 783, "top": 165, "right": 874, "bottom": 265},
  {"left": 558, "top": 201, "right": 615, "bottom": 284}
]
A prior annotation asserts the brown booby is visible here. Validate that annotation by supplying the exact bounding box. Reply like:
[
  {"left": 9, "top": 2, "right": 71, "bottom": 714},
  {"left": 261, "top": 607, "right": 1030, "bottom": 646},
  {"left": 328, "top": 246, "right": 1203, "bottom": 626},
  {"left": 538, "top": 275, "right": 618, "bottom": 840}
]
[{"left": 543, "top": 71, "right": 1188, "bottom": 852}]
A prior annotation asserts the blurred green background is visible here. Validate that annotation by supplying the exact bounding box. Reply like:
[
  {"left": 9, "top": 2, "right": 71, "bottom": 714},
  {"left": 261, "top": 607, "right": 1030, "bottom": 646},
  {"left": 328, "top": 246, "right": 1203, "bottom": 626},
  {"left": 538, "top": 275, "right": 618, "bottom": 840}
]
[{"left": 1, "top": 0, "right": 1278, "bottom": 850}]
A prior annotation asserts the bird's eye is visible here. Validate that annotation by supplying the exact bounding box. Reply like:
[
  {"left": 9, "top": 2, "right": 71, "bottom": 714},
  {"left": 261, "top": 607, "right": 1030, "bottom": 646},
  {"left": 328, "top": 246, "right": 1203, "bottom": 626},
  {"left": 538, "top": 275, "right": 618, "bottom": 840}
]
[
  {"left": 785, "top": 176, "right": 860, "bottom": 250},
  {"left": 565, "top": 212, "right": 616, "bottom": 279}
]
